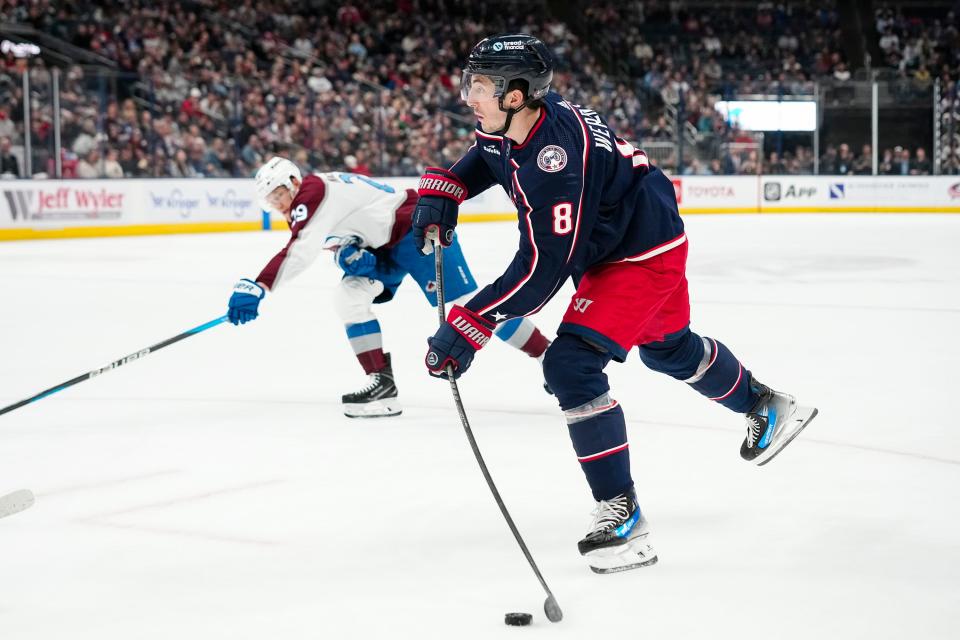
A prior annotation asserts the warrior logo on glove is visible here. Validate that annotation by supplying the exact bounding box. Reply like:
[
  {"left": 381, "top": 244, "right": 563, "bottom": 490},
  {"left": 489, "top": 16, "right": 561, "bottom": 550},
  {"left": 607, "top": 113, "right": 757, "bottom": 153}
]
[
  {"left": 451, "top": 316, "right": 491, "bottom": 347},
  {"left": 418, "top": 175, "right": 466, "bottom": 201},
  {"left": 424, "top": 305, "right": 495, "bottom": 379}
]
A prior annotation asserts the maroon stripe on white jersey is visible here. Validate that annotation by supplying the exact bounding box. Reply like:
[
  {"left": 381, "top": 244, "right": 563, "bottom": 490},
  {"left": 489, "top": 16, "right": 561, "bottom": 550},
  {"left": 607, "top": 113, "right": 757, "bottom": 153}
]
[
  {"left": 256, "top": 175, "right": 327, "bottom": 289},
  {"left": 385, "top": 189, "right": 419, "bottom": 248}
]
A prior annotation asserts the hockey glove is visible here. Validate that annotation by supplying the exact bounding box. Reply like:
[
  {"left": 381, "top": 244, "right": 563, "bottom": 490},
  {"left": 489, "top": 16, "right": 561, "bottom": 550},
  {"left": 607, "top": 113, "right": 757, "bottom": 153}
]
[
  {"left": 425, "top": 305, "right": 494, "bottom": 379},
  {"left": 335, "top": 240, "right": 377, "bottom": 277},
  {"left": 227, "top": 279, "right": 265, "bottom": 325},
  {"left": 412, "top": 167, "right": 467, "bottom": 255}
]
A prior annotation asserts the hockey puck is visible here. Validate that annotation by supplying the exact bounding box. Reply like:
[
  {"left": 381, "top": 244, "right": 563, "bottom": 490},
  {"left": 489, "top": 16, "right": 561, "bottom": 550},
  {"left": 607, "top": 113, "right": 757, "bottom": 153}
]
[{"left": 504, "top": 612, "right": 532, "bottom": 626}]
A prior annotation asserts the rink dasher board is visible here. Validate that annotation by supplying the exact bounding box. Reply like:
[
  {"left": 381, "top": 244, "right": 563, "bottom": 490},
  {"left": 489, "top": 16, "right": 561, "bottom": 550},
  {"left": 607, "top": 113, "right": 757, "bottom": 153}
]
[{"left": 3, "top": 175, "right": 960, "bottom": 241}]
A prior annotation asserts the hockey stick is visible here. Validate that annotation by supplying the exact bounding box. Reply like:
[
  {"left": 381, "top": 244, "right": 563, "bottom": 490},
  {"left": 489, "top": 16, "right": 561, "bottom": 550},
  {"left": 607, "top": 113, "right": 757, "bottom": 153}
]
[
  {"left": 431, "top": 237, "right": 563, "bottom": 623},
  {"left": 0, "top": 316, "right": 229, "bottom": 418},
  {"left": 0, "top": 489, "right": 35, "bottom": 519}
]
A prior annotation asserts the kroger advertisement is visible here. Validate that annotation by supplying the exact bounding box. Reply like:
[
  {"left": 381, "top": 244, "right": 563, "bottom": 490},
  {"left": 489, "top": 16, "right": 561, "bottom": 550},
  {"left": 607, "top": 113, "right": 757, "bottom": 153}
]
[{"left": 2, "top": 175, "right": 959, "bottom": 240}]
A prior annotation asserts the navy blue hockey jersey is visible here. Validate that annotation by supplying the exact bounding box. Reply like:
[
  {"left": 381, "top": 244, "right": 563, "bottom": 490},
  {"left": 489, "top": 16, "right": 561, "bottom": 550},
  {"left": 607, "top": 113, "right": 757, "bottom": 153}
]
[{"left": 451, "top": 91, "right": 686, "bottom": 323}]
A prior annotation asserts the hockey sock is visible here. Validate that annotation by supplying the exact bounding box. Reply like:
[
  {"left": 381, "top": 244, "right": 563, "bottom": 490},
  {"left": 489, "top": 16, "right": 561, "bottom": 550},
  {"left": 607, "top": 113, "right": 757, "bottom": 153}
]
[
  {"left": 345, "top": 319, "right": 387, "bottom": 374},
  {"left": 494, "top": 317, "right": 550, "bottom": 358},
  {"left": 685, "top": 337, "right": 757, "bottom": 413},
  {"left": 566, "top": 398, "right": 632, "bottom": 501}
]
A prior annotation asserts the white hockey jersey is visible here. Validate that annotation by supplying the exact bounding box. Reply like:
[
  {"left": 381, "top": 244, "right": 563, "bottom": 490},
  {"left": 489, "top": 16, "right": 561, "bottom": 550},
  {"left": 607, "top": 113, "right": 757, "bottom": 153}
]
[{"left": 256, "top": 172, "right": 416, "bottom": 290}]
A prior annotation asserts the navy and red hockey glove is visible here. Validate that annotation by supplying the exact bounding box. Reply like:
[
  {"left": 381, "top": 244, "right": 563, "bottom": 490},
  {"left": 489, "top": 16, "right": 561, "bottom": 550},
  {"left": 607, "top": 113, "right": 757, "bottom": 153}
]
[
  {"left": 425, "top": 305, "right": 495, "bottom": 379},
  {"left": 413, "top": 167, "right": 467, "bottom": 255}
]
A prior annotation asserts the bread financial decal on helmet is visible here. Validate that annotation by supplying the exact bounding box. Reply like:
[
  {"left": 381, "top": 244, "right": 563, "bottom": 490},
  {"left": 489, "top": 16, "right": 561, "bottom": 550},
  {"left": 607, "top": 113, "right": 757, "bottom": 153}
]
[{"left": 461, "top": 33, "right": 554, "bottom": 108}]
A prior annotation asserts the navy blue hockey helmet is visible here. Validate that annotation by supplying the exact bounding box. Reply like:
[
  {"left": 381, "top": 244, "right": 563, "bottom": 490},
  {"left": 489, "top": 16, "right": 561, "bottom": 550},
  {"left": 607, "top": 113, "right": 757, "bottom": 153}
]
[{"left": 461, "top": 34, "right": 554, "bottom": 107}]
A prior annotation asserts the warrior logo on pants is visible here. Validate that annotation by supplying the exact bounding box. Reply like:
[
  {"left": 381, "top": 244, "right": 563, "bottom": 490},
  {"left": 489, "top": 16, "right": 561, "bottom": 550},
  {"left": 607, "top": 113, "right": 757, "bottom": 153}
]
[{"left": 572, "top": 298, "right": 594, "bottom": 313}]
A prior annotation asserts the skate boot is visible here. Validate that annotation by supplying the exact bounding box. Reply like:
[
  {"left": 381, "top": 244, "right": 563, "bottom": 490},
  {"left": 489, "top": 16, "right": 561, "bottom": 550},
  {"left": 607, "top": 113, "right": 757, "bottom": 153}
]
[
  {"left": 740, "top": 375, "right": 818, "bottom": 465},
  {"left": 577, "top": 488, "right": 658, "bottom": 574},
  {"left": 342, "top": 353, "right": 402, "bottom": 418}
]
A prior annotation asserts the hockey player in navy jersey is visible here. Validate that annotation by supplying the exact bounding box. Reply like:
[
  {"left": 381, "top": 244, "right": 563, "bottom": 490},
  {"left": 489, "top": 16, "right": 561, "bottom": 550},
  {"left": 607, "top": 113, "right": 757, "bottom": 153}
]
[
  {"left": 227, "top": 156, "right": 551, "bottom": 418},
  {"left": 412, "top": 35, "right": 818, "bottom": 573}
]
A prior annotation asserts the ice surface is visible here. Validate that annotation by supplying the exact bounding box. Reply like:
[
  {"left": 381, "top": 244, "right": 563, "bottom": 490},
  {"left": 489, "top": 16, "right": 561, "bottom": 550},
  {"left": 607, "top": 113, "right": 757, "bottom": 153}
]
[{"left": 1, "top": 215, "right": 959, "bottom": 639}]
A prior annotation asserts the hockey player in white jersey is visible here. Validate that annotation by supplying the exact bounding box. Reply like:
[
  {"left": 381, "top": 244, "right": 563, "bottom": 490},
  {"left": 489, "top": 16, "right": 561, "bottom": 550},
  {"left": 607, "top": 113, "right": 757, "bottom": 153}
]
[{"left": 227, "top": 157, "right": 552, "bottom": 417}]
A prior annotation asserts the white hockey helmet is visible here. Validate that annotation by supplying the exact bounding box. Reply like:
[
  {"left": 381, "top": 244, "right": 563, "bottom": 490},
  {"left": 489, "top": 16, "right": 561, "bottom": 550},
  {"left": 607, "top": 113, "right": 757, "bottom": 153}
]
[{"left": 255, "top": 156, "right": 302, "bottom": 210}]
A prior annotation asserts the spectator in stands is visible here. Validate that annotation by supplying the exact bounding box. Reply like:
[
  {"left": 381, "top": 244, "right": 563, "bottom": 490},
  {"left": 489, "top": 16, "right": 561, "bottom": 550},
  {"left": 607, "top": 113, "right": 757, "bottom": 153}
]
[
  {"left": 102, "top": 148, "right": 124, "bottom": 178},
  {"left": 118, "top": 145, "right": 139, "bottom": 176},
  {"left": 765, "top": 151, "right": 787, "bottom": 175},
  {"left": 894, "top": 147, "right": 912, "bottom": 175},
  {"left": 836, "top": 143, "right": 855, "bottom": 175},
  {"left": 77, "top": 149, "right": 102, "bottom": 178},
  {"left": 853, "top": 144, "right": 873, "bottom": 175},
  {"left": 0, "top": 105, "right": 15, "bottom": 142},
  {"left": 71, "top": 120, "right": 97, "bottom": 157},
  {"left": 880, "top": 148, "right": 896, "bottom": 175},
  {"left": 681, "top": 157, "right": 708, "bottom": 176},
  {"left": 879, "top": 27, "right": 900, "bottom": 58},
  {"left": 241, "top": 134, "right": 266, "bottom": 169},
  {"left": 0, "top": 136, "right": 19, "bottom": 177},
  {"left": 912, "top": 147, "right": 931, "bottom": 175},
  {"left": 739, "top": 149, "right": 760, "bottom": 175},
  {"left": 820, "top": 145, "right": 838, "bottom": 174},
  {"left": 170, "top": 148, "right": 198, "bottom": 178}
]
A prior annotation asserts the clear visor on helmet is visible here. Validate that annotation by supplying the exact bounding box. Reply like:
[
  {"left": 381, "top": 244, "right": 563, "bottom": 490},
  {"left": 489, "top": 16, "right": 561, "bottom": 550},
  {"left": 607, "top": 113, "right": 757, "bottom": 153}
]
[
  {"left": 460, "top": 71, "right": 507, "bottom": 102},
  {"left": 262, "top": 184, "right": 290, "bottom": 210}
]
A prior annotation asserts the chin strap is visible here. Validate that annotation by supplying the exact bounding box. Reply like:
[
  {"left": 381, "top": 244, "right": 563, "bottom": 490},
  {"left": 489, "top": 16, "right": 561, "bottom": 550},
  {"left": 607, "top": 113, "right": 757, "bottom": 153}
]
[{"left": 491, "top": 94, "right": 534, "bottom": 136}]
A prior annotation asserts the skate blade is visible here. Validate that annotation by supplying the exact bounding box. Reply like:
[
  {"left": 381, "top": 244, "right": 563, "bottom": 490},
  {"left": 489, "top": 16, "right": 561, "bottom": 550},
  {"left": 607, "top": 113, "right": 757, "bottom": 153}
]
[
  {"left": 343, "top": 399, "right": 402, "bottom": 419},
  {"left": 755, "top": 406, "right": 818, "bottom": 466},
  {"left": 585, "top": 537, "right": 659, "bottom": 574}
]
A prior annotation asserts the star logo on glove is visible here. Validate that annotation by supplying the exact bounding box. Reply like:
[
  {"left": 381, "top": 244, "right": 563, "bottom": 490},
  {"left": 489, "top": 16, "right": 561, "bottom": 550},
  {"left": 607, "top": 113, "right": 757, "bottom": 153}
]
[{"left": 492, "top": 312, "right": 508, "bottom": 322}]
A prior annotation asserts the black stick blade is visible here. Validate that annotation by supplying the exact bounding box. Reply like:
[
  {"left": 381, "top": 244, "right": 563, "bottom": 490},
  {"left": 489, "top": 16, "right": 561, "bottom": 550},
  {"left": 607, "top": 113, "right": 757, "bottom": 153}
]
[{"left": 544, "top": 595, "right": 563, "bottom": 623}]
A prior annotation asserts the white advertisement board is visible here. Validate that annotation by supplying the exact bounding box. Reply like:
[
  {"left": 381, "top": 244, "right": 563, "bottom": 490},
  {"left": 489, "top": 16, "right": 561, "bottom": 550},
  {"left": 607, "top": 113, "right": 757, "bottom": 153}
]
[
  {"left": 0, "top": 179, "right": 260, "bottom": 236},
  {"left": 758, "top": 176, "right": 960, "bottom": 212},
  {"left": 669, "top": 176, "right": 759, "bottom": 213},
  {"left": 2, "top": 175, "right": 959, "bottom": 240}
]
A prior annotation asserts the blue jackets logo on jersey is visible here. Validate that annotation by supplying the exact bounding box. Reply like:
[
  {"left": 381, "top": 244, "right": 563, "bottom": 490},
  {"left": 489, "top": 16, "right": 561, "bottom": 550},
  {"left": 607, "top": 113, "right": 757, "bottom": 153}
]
[{"left": 537, "top": 145, "right": 567, "bottom": 173}]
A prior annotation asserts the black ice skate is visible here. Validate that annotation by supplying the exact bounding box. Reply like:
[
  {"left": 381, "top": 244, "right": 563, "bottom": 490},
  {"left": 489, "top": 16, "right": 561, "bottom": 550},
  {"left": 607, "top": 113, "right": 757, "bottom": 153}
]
[
  {"left": 577, "top": 489, "right": 658, "bottom": 574},
  {"left": 342, "top": 353, "right": 402, "bottom": 418},
  {"left": 741, "top": 375, "right": 818, "bottom": 465}
]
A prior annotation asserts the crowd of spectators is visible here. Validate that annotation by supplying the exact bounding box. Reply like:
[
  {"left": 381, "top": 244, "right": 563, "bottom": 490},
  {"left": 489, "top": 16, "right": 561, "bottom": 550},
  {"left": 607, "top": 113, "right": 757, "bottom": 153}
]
[
  {"left": 0, "top": 0, "right": 957, "bottom": 178},
  {"left": 1, "top": 0, "right": 616, "bottom": 178},
  {"left": 870, "top": 3, "right": 960, "bottom": 175}
]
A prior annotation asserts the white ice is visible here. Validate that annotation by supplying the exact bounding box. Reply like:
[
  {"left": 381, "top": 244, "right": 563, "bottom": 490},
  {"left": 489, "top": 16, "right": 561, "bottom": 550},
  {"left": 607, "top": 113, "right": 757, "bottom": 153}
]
[{"left": 1, "top": 215, "right": 959, "bottom": 639}]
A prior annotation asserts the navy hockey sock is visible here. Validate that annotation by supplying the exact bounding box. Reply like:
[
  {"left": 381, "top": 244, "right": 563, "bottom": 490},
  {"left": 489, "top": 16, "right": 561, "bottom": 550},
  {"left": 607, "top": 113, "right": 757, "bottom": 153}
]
[
  {"left": 544, "top": 334, "right": 633, "bottom": 501},
  {"left": 567, "top": 402, "right": 632, "bottom": 501},
  {"left": 640, "top": 329, "right": 757, "bottom": 413},
  {"left": 686, "top": 338, "right": 756, "bottom": 413}
]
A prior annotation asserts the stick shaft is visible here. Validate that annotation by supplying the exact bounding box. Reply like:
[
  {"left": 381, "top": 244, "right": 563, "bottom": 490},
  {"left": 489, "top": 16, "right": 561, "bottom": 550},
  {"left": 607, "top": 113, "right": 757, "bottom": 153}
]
[
  {"left": 432, "top": 243, "right": 558, "bottom": 603},
  {"left": 0, "top": 316, "right": 228, "bottom": 417}
]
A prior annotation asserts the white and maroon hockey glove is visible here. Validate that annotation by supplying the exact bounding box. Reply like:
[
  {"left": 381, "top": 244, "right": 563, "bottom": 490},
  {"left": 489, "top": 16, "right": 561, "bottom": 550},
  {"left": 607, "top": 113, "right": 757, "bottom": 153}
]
[
  {"left": 425, "top": 305, "right": 494, "bottom": 379},
  {"left": 413, "top": 167, "right": 467, "bottom": 255}
]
